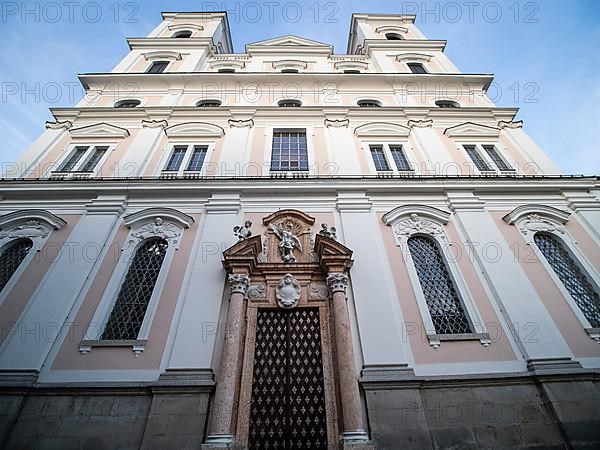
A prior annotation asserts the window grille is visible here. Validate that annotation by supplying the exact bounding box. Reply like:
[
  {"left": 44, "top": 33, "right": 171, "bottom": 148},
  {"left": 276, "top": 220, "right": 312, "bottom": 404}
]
[
  {"left": 408, "top": 236, "right": 473, "bottom": 334},
  {"left": 101, "top": 238, "right": 168, "bottom": 340},
  {"left": 0, "top": 239, "right": 33, "bottom": 293},
  {"left": 534, "top": 232, "right": 600, "bottom": 328}
]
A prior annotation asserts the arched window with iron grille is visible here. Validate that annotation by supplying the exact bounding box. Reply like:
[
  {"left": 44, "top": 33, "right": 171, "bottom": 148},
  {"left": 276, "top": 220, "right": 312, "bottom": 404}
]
[
  {"left": 0, "top": 238, "right": 34, "bottom": 293},
  {"left": 534, "top": 232, "right": 600, "bottom": 328},
  {"left": 407, "top": 235, "right": 473, "bottom": 335},
  {"left": 102, "top": 238, "right": 169, "bottom": 340}
]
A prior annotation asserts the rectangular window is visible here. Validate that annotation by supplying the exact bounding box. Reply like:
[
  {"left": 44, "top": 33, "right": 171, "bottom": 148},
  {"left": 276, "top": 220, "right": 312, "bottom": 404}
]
[
  {"left": 165, "top": 146, "right": 187, "bottom": 172},
  {"left": 186, "top": 145, "right": 208, "bottom": 172},
  {"left": 147, "top": 61, "right": 169, "bottom": 74},
  {"left": 407, "top": 63, "right": 428, "bottom": 74},
  {"left": 369, "top": 145, "right": 391, "bottom": 171},
  {"left": 81, "top": 146, "right": 108, "bottom": 172},
  {"left": 482, "top": 145, "right": 514, "bottom": 171},
  {"left": 271, "top": 129, "right": 308, "bottom": 172},
  {"left": 463, "top": 145, "right": 492, "bottom": 171},
  {"left": 389, "top": 145, "right": 413, "bottom": 171},
  {"left": 59, "top": 146, "right": 88, "bottom": 172}
]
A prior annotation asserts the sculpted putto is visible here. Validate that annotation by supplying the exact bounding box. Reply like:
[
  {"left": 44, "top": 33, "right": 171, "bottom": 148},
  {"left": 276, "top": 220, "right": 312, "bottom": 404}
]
[
  {"left": 233, "top": 220, "right": 253, "bottom": 241},
  {"left": 269, "top": 222, "right": 302, "bottom": 263}
]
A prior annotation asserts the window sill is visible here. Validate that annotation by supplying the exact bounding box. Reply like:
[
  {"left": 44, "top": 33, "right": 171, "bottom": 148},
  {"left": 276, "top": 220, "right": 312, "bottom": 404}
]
[
  {"left": 585, "top": 328, "right": 600, "bottom": 343},
  {"left": 79, "top": 339, "right": 147, "bottom": 357},
  {"left": 428, "top": 333, "right": 491, "bottom": 350}
]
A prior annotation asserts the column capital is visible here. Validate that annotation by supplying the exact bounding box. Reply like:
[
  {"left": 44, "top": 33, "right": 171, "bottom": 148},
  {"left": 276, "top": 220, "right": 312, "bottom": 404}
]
[
  {"left": 228, "top": 274, "right": 250, "bottom": 295},
  {"left": 327, "top": 272, "right": 349, "bottom": 295}
]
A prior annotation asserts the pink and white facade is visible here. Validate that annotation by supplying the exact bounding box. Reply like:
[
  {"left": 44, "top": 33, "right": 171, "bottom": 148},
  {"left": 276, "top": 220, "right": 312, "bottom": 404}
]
[{"left": 1, "top": 12, "right": 599, "bottom": 450}]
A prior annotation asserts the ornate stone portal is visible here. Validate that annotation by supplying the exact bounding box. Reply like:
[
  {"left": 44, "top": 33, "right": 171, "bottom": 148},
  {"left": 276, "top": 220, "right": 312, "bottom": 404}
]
[{"left": 204, "top": 210, "right": 371, "bottom": 450}]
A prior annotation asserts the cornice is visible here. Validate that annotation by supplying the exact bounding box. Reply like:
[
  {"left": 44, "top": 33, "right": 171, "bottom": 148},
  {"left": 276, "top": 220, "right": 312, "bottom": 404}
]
[
  {"left": 127, "top": 37, "right": 215, "bottom": 50},
  {"left": 363, "top": 39, "right": 447, "bottom": 54}
]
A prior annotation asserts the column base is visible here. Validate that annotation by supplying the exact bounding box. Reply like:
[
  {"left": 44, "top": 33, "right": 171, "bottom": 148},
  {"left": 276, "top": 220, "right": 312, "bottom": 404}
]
[
  {"left": 202, "top": 434, "right": 234, "bottom": 449},
  {"left": 340, "top": 431, "right": 374, "bottom": 449}
]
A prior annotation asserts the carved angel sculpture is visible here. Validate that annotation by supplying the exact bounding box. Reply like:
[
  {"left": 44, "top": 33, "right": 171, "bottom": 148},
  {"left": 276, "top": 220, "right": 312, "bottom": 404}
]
[{"left": 269, "top": 222, "right": 302, "bottom": 263}]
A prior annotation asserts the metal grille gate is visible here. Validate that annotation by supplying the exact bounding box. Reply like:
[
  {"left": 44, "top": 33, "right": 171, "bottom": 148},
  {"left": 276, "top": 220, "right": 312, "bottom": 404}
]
[{"left": 248, "top": 308, "right": 327, "bottom": 449}]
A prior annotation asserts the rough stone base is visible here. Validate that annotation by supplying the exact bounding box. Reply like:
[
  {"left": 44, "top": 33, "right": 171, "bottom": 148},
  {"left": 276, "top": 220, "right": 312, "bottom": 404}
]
[
  {"left": 362, "top": 375, "right": 600, "bottom": 450},
  {"left": 0, "top": 387, "right": 211, "bottom": 450}
]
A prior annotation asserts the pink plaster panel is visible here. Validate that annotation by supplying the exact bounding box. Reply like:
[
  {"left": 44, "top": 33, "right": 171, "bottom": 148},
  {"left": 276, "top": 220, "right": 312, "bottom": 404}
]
[
  {"left": 493, "top": 211, "right": 600, "bottom": 358},
  {"left": 142, "top": 134, "right": 169, "bottom": 176},
  {"left": 29, "top": 134, "right": 72, "bottom": 178},
  {"left": 51, "top": 214, "right": 200, "bottom": 370},
  {"left": 0, "top": 215, "right": 81, "bottom": 346},
  {"left": 378, "top": 212, "right": 517, "bottom": 364}
]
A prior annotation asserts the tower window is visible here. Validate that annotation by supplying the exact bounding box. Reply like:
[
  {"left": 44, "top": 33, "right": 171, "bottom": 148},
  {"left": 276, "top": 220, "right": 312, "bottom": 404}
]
[
  {"left": 114, "top": 99, "right": 141, "bottom": 108},
  {"left": 196, "top": 99, "right": 222, "bottom": 107},
  {"left": 101, "top": 238, "right": 169, "bottom": 340},
  {"left": 277, "top": 99, "right": 302, "bottom": 108},
  {"left": 271, "top": 129, "right": 308, "bottom": 172},
  {"left": 408, "top": 63, "right": 428, "bottom": 74},
  {"left": 0, "top": 238, "right": 34, "bottom": 293},
  {"left": 344, "top": 70, "right": 361, "bottom": 74},
  {"left": 385, "top": 33, "right": 404, "bottom": 40},
  {"left": 146, "top": 61, "right": 169, "bottom": 74},
  {"left": 408, "top": 236, "right": 473, "bottom": 335},
  {"left": 534, "top": 232, "right": 600, "bottom": 327},
  {"left": 281, "top": 69, "right": 299, "bottom": 73},
  {"left": 172, "top": 30, "right": 192, "bottom": 38},
  {"left": 436, "top": 100, "right": 460, "bottom": 108},
  {"left": 357, "top": 99, "right": 382, "bottom": 108},
  {"left": 218, "top": 68, "right": 236, "bottom": 73}
]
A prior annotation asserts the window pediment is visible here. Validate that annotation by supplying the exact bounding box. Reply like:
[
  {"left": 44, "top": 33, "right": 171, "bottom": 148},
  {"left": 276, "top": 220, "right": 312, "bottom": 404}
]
[
  {"left": 333, "top": 60, "right": 368, "bottom": 72},
  {"left": 444, "top": 122, "right": 500, "bottom": 139},
  {"left": 124, "top": 207, "right": 194, "bottom": 230},
  {"left": 168, "top": 23, "right": 204, "bottom": 32},
  {"left": 383, "top": 205, "right": 451, "bottom": 239},
  {"left": 354, "top": 122, "right": 411, "bottom": 138},
  {"left": 209, "top": 59, "right": 246, "bottom": 71},
  {"left": 271, "top": 60, "right": 308, "bottom": 71},
  {"left": 395, "top": 52, "right": 432, "bottom": 63},
  {"left": 143, "top": 51, "right": 182, "bottom": 61},
  {"left": 165, "top": 122, "right": 225, "bottom": 138},
  {"left": 375, "top": 25, "right": 409, "bottom": 35},
  {"left": 503, "top": 205, "right": 570, "bottom": 236},
  {"left": 69, "top": 123, "right": 130, "bottom": 139},
  {"left": 0, "top": 209, "right": 66, "bottom": 232}
]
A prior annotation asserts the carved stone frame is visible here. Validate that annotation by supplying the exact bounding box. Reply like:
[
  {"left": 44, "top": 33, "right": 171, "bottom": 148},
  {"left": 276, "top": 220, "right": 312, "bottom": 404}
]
[{"left": 219, "top": 211, "right": 361, "bottom": 450}]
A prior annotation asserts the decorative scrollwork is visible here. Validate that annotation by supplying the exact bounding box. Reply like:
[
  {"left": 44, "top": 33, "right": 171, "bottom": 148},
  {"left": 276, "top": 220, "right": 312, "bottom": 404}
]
[
  {"left": 247, "top": 283, "right": 267, "bottom": 300},
  {"left": 127, "top": 217, "right": 182, "bottom": 249},
  {"left": 0, "top": 220, "right": 50, "bottom": 240},
  {"left": 518, "top": 214, "right": 565, "bottom": 236},
  {"left": 393, "top": 213, "right": 445, "bottom": 238}
]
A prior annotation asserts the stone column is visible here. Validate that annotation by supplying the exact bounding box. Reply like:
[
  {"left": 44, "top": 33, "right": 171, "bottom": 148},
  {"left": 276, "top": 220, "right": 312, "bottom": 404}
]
[
  {"left": 204, "top": 273, "right": 250, "bottom": 448},
  {"left": 327, "top": 272, "right": 369, "bottom": 445}
]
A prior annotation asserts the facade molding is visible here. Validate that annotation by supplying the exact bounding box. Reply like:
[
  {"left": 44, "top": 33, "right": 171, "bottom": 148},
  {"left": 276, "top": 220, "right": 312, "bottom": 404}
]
[
  {"left": 164, "top": 122, "right": 225, "bottom": 138},
  {"left": 354, "top": 122, "right": 411, "bottom": 138},
  {"left": 444, "top": 122, "right": 501, "bottom": 139},
  {"left": 69, "top": 122, "right": 130, "bottom": 139}
]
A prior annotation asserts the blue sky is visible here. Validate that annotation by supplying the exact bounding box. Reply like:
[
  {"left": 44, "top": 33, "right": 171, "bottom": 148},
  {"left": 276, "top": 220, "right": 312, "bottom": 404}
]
[{"left": 1, "top": 0, "right": 599, "bottom": 174}]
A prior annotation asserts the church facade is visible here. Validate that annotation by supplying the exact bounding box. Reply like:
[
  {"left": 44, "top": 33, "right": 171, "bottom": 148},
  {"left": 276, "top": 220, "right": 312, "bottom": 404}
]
[{"left": 1, "top": 11, "right": 600, "bottom": 450}]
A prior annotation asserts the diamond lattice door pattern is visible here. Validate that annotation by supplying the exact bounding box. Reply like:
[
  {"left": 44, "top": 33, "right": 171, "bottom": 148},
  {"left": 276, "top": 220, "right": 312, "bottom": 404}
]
[{"left": 248, "top": 308, "right": 327, "bottom": 449}]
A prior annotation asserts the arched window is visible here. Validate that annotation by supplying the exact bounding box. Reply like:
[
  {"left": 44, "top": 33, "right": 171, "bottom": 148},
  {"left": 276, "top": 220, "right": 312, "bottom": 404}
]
[
  {"left": 534, "top": 232, "right": 600, "bottom": 327},
  {"left": 0, "top": 238, "right": 33, "bottom": 293},
  {"left": 407, "top": 235, "right": 472, "bottom": 335},
  {"left": 114, "top": 99, "right": 141, "bottom": 109},
  {"left": 385, "top": 33, "right": 404, "bottom": 40},
  {"left": 101, "top": 238, "right": 169, "bottom": 340},
  {"left": 277, "top": 99, "right": 302, "bottom": 108},
  {"left": 172, "top": 30, "right": 192, "bottom": 38}
]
